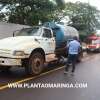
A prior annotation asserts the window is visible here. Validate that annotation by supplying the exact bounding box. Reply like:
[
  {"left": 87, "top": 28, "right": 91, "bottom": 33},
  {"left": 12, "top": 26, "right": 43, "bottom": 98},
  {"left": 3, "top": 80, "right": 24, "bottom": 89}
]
[
  {"left": 15, "top": 27, "right": 41, "bottom": 36},
  {"left": 43, "top": 28, "right": 52, "bottom": 38}
]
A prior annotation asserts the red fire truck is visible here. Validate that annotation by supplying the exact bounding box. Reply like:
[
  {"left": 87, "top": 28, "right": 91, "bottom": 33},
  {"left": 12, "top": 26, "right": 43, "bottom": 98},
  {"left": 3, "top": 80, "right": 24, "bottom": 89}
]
[{"left": 86, "top": 34, "right": 100, "bottom": 52}]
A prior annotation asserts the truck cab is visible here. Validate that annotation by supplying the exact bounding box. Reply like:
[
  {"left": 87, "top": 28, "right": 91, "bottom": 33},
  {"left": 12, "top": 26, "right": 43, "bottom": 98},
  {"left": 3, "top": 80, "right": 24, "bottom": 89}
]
[
  {"left": 14, "top": 26, "right": 56, "bottom": 54},
  {"left": 86, "top": 34, "right": 100, "bottom": 52},
  {"left": 0, "top": 26, "right": 56, "bottom": 74}
]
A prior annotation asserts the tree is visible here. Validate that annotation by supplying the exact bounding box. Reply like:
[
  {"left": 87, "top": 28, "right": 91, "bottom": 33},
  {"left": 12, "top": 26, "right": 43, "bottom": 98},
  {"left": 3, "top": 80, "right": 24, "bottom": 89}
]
[
  {"left": 64, "top": 2, "right": 100, "bottom": 34},
  {"left": 0, "top": 0, "right": 65, "bottom": 25}
]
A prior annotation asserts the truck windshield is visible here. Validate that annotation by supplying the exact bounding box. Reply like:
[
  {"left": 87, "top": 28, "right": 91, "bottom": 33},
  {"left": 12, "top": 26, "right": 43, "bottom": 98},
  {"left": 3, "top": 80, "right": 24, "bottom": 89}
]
[{"left": 15, "top": 27, "right": 41, "bottom": 36}]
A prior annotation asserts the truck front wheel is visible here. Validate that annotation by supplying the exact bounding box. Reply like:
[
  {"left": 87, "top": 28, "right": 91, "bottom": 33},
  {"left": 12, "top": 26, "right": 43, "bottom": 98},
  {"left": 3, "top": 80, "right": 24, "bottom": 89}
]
[{"left": 25, "top": 52, "right": 44, "bottom": 75}]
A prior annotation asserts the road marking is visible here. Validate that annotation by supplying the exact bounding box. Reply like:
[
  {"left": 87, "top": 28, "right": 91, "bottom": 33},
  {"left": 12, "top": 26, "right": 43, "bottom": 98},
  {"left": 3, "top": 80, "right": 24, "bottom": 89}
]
[
  {"left": 0, "top": 53, "right": 96, "bottom": 90},
  {"left": 0, "top": 66, "right": 65, "bottom": 90}
]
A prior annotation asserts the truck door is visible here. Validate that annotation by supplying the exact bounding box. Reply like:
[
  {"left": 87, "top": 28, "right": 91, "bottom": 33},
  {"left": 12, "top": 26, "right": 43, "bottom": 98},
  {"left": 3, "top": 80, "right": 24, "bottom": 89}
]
[{"left": 42, "top": 28, "right": 55, "bottom": 54}]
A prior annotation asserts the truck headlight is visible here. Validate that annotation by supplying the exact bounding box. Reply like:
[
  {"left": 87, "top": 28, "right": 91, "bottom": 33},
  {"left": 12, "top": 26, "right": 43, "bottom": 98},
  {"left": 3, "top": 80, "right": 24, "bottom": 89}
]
[{"left": 13, "top": 51, "right": 25, "bottom": 56}]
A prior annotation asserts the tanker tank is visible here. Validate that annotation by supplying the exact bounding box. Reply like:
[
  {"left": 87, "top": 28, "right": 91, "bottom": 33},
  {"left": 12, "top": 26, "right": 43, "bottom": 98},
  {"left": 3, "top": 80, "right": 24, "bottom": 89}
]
[
  {"left": 43, "top": 22, "right": 79, "bottom": 57},
  {"left": 44, "top": 22, "right": 79, "bottom": 47}
]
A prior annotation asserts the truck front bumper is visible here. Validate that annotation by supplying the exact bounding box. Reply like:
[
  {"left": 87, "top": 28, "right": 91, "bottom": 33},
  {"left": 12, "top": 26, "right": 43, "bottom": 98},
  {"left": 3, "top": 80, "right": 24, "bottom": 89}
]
[{"left": 0, "top": 57, "right": 22, "bottom": 66}]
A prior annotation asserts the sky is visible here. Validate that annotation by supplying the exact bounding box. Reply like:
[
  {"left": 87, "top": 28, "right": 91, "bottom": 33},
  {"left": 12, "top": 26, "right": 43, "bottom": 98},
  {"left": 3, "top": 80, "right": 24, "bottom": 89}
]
[{"left": 65, "top": 0, "right": 100, "bottom": 10}]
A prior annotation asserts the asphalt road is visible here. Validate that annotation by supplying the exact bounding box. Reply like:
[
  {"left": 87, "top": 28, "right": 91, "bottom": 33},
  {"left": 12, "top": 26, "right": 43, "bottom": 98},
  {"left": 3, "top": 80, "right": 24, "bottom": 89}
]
[
  {"left": 0, "top": 53, "right": 100, "bottom": 100},
  {"left": 0, "top": 52, "right": 89, "bottom": 86}
]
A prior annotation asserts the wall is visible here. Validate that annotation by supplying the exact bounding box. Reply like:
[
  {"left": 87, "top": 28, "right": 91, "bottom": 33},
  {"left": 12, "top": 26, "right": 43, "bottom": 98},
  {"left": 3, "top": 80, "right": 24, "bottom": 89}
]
[{"left": 0, "top": 22, "right": 30, "bottom": 39}]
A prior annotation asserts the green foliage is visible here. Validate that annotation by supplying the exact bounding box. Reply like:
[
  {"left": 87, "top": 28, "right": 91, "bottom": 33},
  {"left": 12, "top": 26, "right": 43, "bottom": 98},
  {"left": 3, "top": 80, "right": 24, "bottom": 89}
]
[
  {"left": 0, "top": 0, "right": 65, "bottom": 25},
  {"left": 54, "top": 0, "right": 65, "bottom": 9},
  {"left": 64, "top": 2, "right": 100, "bottom": 35},
  {"left": 0, "top": 0, "right": 99, "bottom": 37},
  {"left": 0, "top": 13, "right": 5, "bottom": 21}
]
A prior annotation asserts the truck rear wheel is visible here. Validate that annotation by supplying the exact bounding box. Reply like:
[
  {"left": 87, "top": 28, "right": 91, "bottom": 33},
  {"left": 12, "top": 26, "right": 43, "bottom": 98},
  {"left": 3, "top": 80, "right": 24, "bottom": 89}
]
[{"left": 26, "top": 52, "right": 44, "bottom": 75}]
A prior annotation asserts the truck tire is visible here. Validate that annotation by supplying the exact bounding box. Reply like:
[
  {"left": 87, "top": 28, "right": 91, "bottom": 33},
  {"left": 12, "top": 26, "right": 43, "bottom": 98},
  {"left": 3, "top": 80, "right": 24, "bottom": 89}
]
[{"left": 25, "top": 52, "right": 44, "bottom": 75}]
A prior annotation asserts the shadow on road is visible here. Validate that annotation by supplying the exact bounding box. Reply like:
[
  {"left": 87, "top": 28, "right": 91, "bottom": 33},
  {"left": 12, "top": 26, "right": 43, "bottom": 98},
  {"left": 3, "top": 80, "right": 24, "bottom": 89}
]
[{"left": 0, "top": 61, "right": 64, "bottom": 86}]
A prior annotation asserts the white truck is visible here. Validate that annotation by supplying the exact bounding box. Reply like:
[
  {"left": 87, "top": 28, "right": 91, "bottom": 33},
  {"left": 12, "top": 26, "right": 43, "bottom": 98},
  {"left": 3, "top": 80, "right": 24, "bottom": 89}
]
[{"left": 0, "top": 23, "right": 82, "bottom": 75}]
